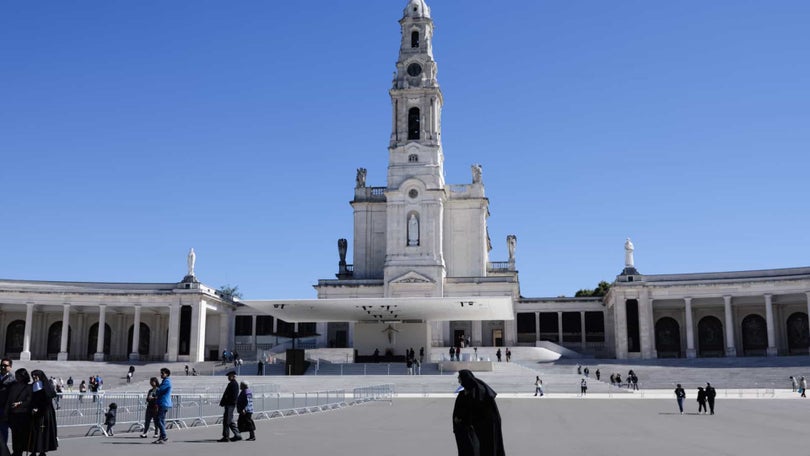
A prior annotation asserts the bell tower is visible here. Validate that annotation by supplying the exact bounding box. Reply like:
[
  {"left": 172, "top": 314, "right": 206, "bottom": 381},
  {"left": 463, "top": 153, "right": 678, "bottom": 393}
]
[
  {"left": 388, "top": 0, "right": 444, "bottom": 190},
  {"left": 383, "top": 0, "right": 446, "bottom": 296}
]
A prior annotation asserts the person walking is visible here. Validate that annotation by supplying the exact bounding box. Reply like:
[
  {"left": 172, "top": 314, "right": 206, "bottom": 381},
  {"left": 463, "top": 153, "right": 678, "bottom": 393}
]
[
  {"left": 104, "top": 403, "right": 117, "bottom": 436},
  {"left": 800, "top": 377, "right": 807, "bottom": 398},
  {"left": 29, "top": 369, "right": 58, "bottom": 455},
  {"left": 65, "top": 377, "right": 73, "bottom": 393},
  {"left": 140, "top": 377, "right": 160, "bottom": 439},
  {"left": 453, "top": 370, "right": 505, "bottom": 456},
  {"left": 496, "top": 349, "right": 502, "bottom": 362},
  {"left": 78, "top": 380, "right": 86, "bottom": 403},
  {"left": 217, "top": 371, "right": 241, "bottom": 442},
  {"left": 674, "top": 384, "right": 686, "bottom": 415},
  {"left": 534, "top": 376, "right": 544, "bottom": 397},
  {"left": 595, "top": 369, "right": 601, "bottom": 381},
  {"left": 236, "top": 381, "right": 256, "bottom": 441},
  {"left": 6, "top": 368, "right": 31, "bottom": 456},
  {"left": 580, "top": 378, "right": 588, "bottom": 396},
  {"left": 505, "top": 348, "right": 511, "bottom": 362},
  {"left": 696, "top": 387, "right": 707, "bottom": 414},
  {"left": 153, "top": 368, "right": 172, "bottom": 444},
  {"left": 790, "top": 376, "right": 797, "bottom": 392},
  {"left": 705, "top": 383, "right": 717, "bottom": 414}
]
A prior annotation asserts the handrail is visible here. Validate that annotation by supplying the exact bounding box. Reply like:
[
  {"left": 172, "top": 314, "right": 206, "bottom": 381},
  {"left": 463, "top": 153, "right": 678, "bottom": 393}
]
[{"left": 54, "top": 384, "right": 395, "bottom": 437}]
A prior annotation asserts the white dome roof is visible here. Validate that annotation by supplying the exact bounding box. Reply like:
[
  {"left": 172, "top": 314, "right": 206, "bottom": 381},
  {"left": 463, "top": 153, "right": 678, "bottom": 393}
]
[{"left": 403, "top": 0, "right": 431, "bottom": 19}]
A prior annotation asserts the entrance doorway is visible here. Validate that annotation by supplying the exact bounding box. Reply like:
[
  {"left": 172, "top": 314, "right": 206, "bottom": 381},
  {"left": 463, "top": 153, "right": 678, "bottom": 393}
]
[
  {"left": 492, "top": 329, "right": 503, "bottom": 347},
  {"left": 454, "top": 330, "right": 466, "bottom": 347}
]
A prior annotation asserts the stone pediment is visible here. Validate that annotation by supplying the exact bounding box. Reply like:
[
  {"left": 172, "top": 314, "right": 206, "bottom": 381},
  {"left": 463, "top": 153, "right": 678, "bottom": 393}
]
[{"left": 390, "top": 271, "right": 434, "bottom": 284}]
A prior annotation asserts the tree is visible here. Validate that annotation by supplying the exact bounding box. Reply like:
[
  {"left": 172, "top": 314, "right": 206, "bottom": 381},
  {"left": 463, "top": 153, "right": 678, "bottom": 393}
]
[
  {"left": 575, "top": 281, "right": 611, "bottom": 297},
  {"left": 218, "top": 284, "right": 243, "bottom": 300}
]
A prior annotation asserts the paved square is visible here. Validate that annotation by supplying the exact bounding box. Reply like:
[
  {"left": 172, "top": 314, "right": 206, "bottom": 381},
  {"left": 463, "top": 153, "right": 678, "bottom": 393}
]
[{"left": 57, "top": 397, "right": 808, "bottom": 456}]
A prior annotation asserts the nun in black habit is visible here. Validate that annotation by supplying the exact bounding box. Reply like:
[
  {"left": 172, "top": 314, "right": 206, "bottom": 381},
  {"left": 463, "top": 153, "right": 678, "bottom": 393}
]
[{"left": 453, "top": 369, "right": 506, "bottom": 456}]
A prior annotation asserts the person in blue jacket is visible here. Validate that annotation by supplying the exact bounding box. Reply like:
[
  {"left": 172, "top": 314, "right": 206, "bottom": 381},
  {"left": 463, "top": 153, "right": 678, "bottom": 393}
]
[{"left": 154, "top": 368, "right": 172, "bottom": 444}]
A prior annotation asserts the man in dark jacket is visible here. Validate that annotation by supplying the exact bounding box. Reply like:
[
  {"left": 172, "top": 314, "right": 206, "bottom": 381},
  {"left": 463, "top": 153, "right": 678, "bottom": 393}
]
[
  {"left": 218, "top": 371, "right": 241, "bottom": 442},
  {"left": 0, "top": 358, "right": 16, "bottom": 445},
  {"left": 705, "top": 383, "right": 717, "bottom": 415},
  {"left": 453, "top": 369, "right": 506, "bottom": 456}
]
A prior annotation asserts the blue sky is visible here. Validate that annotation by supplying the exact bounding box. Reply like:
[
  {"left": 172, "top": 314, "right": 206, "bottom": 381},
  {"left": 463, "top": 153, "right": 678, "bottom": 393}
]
[{"left": 1, "top": 1, "right": 808, "bottom": 299}]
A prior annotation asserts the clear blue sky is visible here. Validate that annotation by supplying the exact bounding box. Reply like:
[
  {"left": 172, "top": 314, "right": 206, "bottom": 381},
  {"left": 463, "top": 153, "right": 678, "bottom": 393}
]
[{"left": 2, "top": 1, "right": 808, "bottom": 299}]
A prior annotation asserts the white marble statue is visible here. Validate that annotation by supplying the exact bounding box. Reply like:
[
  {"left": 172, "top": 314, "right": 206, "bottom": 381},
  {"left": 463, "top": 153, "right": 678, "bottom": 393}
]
[
  {"left": 471, "top": 163, "right": 483, "bottom": 184},
  {"left": 187, "top": 248, "right": 196, "bottom": 277},
  {"left": 407, "top": 213, "right": 419, "bottom": 246},
  {"left": 507, "top": 234, "right": 517, "bottom": 262},
  {"left": 624, "top": 238, "right": 634, "bottom": 268}
]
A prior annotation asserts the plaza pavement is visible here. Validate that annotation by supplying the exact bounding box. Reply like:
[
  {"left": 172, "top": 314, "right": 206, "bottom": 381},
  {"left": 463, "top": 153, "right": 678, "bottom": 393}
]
[{"left": 56, "top": 396, "right": 810, "bottom": 456}]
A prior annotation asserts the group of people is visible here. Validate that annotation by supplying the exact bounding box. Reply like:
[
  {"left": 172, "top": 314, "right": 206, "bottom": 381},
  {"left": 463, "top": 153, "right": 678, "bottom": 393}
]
[
  {"left": 789, "top": 376, "right": 807, "bottom": 397},
  {"left": 405, "top": 348, "right": 421, "bottom": 375},
  {"left": 217, "top": 370, "right": 256, "bottom": 442},
  {"left": 0, "top": 358, "right": 58, "bottom": 456},
  {"left": 495, "top": 348, "right": 511, "bottom": 363},
  {"left": 610, "top": 370, "right": 639, "bottom": 390},
  {"left": 674, "top": 383, "right": 717, "bottom": 415}
]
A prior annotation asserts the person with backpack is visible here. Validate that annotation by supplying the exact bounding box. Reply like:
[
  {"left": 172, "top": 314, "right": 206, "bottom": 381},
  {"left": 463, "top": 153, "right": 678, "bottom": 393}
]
[{"left": 674, "top": 384, "right": 686, "bottom": 415}]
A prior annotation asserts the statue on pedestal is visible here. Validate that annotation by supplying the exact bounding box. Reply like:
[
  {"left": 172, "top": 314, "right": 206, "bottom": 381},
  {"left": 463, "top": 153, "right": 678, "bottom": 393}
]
[
  {"left": 338, "top": 238, "right": 348, "bottom": 264},
  {"left": 187, "top": 248, "right": 196, "bottom": 277},
  {"left": 471, "top": 163, "right": 483, "bottom": 184},
  {"left": 507, "top": 235, "right": 517, "bottom": 262},
  {"left": 407, "top": 213, "right": 419, "bottom": 246},
  {"left": 625, "top": 238, "right": 635, "bottom": 268},
  {"left": 356, "top": 168, "right": 367, "bottom": 188}
]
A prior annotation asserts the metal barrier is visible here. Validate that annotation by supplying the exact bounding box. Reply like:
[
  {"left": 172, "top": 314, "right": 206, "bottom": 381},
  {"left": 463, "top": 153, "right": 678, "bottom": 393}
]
[{"left": 55, "top": 384, "right": 395, "bottom": 437}]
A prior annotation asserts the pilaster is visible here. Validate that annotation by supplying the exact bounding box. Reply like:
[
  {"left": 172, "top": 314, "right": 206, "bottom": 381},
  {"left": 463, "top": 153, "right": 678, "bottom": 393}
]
[
  {"left": 684, "top": 298, "right": 696, "bottom": 358},
  {"left": 723, "top": 295, "right": 736, "bottom": 357},
  {"left": 58, "top": 303, "right": 71, "bottom": 361}
]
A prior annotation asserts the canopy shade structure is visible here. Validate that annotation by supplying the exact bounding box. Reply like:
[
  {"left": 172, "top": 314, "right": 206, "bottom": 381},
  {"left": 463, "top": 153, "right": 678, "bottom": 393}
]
[{"left": 243, "top": 296, "right": 514, "bottom": 323}]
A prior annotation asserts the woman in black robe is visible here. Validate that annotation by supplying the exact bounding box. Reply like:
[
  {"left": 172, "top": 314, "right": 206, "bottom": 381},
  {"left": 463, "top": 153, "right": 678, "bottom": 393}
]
[
  {"left": 453, "top": 370, "right": 506, "bottom": 456},
  {"left": 28, "top": 370, "right": 58, "bottom": 456},
  {"left": 5, "top": 368, "right": 31, "bottom": 456}
]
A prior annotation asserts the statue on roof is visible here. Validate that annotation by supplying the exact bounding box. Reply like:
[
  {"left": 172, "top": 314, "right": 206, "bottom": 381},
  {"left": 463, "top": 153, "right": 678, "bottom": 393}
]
[
  {"left": 471, "top": 163, "right": 483, "bottom": 184},
  {"left": 187, "top": 248, "right": 196, "bottom": 277},
  {"left": 625, "top": 238, "right": 635, "bottom": 268},
  {"left": 356, "top": 168, "right": 367, "bottom": 188},
  {"left": 507, "top": 235, "right": 517, "bottom": 262}
]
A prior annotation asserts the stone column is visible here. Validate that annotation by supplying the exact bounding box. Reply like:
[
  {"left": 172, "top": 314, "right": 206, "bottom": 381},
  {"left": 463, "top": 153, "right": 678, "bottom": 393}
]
[
  {"left": 189, "top": 300, "right": 207, "bottom": 362},
  {"left": 94, "top": 304, "right": 107, "bottom": 361},
  {"left": 471, "top": 321, "right": 483, "bottom": 347},
  {"left": 58, "top": 304, "right": 71, "bottom": 361},
  {"left": 580, "top": 311, "right": 587, "bottom": 347},
  {"left": 806, "top": 292, "right": 810, "bottom": 357},
  {"left": 557, "top": 312, "right": 563, "bottom": 344},
  {"left": 503, "top": 319, "right": 516, "bottom": 346},
  {"left": 20, "top": 303, "right": 34, "bottom": 361},
  {"left": 218, "top": 311, "right": 231, "bottom": 358},
  {"left": 684, "top": 298, "right": 696, "bottom": 358},
  {"left": 165, "top": 302, "right": 180, "bottom": 362},
  {"left": 251, "top": 315, "right": 258, "bottom": 353},
  {"left": 614, "top": 299, "right": 628, "bottom": 359},
  {"left": 347, "top": 322, "right": 355, "bottom": 348},
  {"left": 723, "top": 295, "right": 736, "bottom": 357},
  {"left": 129, "top": 304, "right": 142, "bottom": 361},
  {"left": 638, "top": 292, "right": 654, "bottom": 358},
  {"left": 764, "top": 294, "right": 777, "bottom": 356},
  {"left": 534, "top": 312, "right": 540, "bottom": 342}
]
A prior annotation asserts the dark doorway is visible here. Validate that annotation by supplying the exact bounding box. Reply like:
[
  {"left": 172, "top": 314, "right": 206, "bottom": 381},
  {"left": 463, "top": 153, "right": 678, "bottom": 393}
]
[
  {"left": 655, "top": 317, "right": 681, "bottom": 358},
  {"left": 179, "top": 305, "right": 191, "bottom": 356},
  {"left": 585, "top": 312, "right": 605, "bottom": 342},
  {"left": 539, "top": 312, "right": 558, "bottom": 342},
  {"left": 786, "top": 312, "right": 809, "bottom": 354},
  {"left": 625, "top": 300, "right": 640, "bottom": 352},
  {"left": 5, "top": 320, "right": 25, "bottom": 354},
  {"left": 741, "top": 314, "right": 768, "bottom": 355},
  {"left": 516, "top": 313, "right": 536, "bottom": 343},
  {"left": 562, "top": 312, "right": 582, "bottom": 343},
  {"left": 87, "top": 323, "right": 112, "bottom": 357},
  {"left": 697, "top": 316, "right": 724, "bottom": 357},
  {"left": 127, "top": 323, "right": 151, "bottom": 356},
  {"left": 47, "top": 322, "right": 72, "bottom": 357}
]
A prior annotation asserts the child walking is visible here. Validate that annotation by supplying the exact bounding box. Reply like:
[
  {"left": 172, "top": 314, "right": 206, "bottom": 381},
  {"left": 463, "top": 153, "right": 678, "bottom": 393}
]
[{"left": 105, "top": 402, "right": 118, "bottom": 436}]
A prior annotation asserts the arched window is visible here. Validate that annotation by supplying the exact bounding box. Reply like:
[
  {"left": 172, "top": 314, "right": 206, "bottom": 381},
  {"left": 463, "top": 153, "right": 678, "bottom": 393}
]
[
  {"left": 411, "top": 31, "right": 419, "bottom": 48},
  {"left": 127, "top": 322, "right": 151, "bottom": 356},
  {"left": 47, "top": 321, "right": 72, "bottom": 356},
  {"left": 655, "top": 317, "right": 681, "bottom": 358},
  {"left": 408, "top": 107, "right": 420, "bottom": 140},
  {"left": 408, "top": 154, "right": 418, "bottom": 163},
  {"left": 5, "top": 320, "right": 25, "bottom": 354},
  {"left": 87, "top": 322, "right": 112, "bottom": 356}
]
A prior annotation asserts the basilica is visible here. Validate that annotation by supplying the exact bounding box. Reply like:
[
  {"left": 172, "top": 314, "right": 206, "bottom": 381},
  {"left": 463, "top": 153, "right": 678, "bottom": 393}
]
[{"left": 1, "top": 0, "right": 808, "bottom": 362}]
